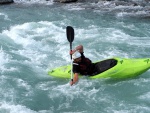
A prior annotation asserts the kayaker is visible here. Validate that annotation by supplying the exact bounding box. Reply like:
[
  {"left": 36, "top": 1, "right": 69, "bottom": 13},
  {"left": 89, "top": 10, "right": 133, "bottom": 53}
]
[
  {"left": 70, "top": 45, "right": 118, "bottom": 85},
  {"left": 70, "top": 45, "right": 96, "bottom": 85}
]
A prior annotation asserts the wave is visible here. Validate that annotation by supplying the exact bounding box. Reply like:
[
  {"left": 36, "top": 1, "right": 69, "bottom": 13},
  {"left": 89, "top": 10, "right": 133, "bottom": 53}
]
[
  {"left": 13, "top": 0, "right": 150, "bottom": 4},
  {"left": 12, "top": 0, "right": 150, "bottom": 18},
  {"left": 14, "top": 0, "right": 53, "bottom": 4},
  {"left": 67, "top": 1, "right": 150, "bottom": 18},
  {"left": 0, "top": 47, "right": 13, "bottom": 73},
  {"left": 0, "top": 102, "right": 38, "bottom": 113}
]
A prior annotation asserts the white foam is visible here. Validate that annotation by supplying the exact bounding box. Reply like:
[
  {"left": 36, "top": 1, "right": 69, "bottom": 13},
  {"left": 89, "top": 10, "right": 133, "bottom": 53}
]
[
  {"left": 0, "top": 102, "right": 37, "bottom": 113},
  {"left": 0, "top": 47, "right": 7, "bottom": 65},
  {"left": 14, "top": 0, "right": 53, "bottom": 5},
  {"left": 0, "top": 47, "right": 16, "bottom": 73},
  {"left": 65, "top": 3, "right": 85, "bottom": 11},
  {"left": 3, "top": 21, "right": 66, "bottom": 46},
  {"left": 139, "top": 92, "right": 150, "bottom": 100},
  {"left": 2, "top": 21, "right": 68, "bottom": 71},
  {"left": 48, "top": 79, "right": 100, "bottom": 100}
]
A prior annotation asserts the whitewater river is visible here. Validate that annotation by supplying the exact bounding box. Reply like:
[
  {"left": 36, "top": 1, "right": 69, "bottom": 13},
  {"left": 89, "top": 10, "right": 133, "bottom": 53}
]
[{"left": 0, "top": 1, "right": 150, "bottom": 113}]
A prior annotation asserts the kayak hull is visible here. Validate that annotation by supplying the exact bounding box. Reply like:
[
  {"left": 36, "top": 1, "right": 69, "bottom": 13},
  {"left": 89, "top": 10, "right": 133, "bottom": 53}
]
[{"left": 48, "top": 57, "right": 150, "bottom": 79}]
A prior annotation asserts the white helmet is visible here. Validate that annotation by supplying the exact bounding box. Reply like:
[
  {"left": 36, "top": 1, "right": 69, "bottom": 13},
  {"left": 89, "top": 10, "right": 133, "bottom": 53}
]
[{"left": 72, "top": 51, "right": 81, "bottom": 60}]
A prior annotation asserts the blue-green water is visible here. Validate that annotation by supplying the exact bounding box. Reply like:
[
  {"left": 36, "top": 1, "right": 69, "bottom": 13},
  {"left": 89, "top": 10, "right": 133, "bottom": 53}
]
[{"left": 1, "top": 1, "right": 150, "bottom": 113}]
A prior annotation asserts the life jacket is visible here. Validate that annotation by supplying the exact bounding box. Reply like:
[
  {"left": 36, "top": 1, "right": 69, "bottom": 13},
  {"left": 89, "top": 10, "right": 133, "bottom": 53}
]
[{"left": 78, "top": 57, "right": 92, "bottom": 75}]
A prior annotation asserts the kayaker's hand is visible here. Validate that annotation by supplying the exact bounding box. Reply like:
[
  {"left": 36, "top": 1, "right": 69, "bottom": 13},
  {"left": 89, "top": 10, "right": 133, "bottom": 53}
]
[
  {"left": 70, "top": 73, "right": 78, "bottom": 86},
  {"left": 69, "top": 50, "right": 73, "bottom": 55},
  {"left": 70, "top": 80, "right": 74, "bottom": 86},
  {"left": 69, "top": 49, "right": 76, "bottom": 55}
]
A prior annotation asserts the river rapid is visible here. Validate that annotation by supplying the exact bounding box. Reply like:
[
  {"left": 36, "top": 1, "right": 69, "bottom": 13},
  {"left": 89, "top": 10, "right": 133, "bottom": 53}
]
[{"left": 0, "top": 0, "right": 150, "bottom": 113}]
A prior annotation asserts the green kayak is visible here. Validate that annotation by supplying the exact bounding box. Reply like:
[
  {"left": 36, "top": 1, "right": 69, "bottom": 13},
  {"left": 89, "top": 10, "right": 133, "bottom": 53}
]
[{"left": 48, "top": 57, "right": 150, "bottom": 79}]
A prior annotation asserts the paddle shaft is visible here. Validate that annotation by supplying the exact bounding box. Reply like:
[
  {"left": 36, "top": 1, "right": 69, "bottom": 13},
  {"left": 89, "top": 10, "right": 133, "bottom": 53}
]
[
  {"left": 66, "top": 26, "right": 74, "bottom": 81},
  {"left": 70, "top": 43, "right": 73, "bottom": 81}
]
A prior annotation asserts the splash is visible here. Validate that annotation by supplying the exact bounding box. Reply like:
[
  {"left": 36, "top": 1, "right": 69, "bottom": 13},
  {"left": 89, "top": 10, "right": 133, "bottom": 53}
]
[
  {"left": 2, "top": 21, "right": 68, "bottom": 70},
  {"left": 0, "top": 102, "right": 37, "bottom": 113},
  {"left": 0, "top": 47, "right": 10, "bottom": 72}
]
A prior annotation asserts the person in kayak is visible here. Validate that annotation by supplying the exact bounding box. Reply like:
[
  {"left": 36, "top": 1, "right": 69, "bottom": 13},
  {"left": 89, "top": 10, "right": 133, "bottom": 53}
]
[
  {"left": 70, "top": 45, "right": 95, "bottom": 85},
  {"left": 69, "top": 45, "right": 117, "bottom": 85}
]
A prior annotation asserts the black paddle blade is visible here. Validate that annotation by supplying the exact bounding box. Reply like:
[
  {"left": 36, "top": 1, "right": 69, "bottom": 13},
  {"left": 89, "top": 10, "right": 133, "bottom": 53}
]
[{"left": 66, "top": 26, "right": 74, "bottom": 43}]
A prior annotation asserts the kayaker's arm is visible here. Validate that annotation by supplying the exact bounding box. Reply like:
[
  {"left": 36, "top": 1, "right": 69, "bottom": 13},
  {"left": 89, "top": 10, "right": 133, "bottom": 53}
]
[{"left": 70, "top": 73, "right": 79, "bottom": 86}]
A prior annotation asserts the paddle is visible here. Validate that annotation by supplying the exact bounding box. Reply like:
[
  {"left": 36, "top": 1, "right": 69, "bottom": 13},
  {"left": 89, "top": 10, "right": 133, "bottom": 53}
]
[{"left": 66, "top": 26, "right": 74, "bottom": 81}]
